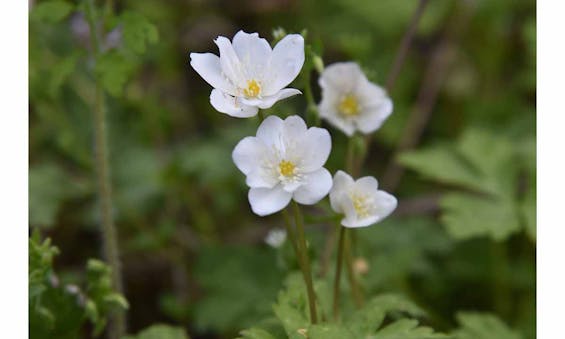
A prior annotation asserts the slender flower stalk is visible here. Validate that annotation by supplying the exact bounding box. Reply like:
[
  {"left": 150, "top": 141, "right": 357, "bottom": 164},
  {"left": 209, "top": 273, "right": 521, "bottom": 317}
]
[
  {"left": 85, "top": 1, "right": 125, "bottom": 337},
  {"left": 292, "top": 201, "right": 318, "bottom": 324},
  {"left": 344, "top": 232, "right": 363, "bottom": 308},
  {"left": 332, "top": 225, "right": 345, "bottom": 320}
]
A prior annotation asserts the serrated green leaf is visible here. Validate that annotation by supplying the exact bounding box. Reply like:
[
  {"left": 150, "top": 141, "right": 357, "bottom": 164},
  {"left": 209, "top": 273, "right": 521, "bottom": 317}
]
[
  {"left": 374, "top": 319, "right": 448, "bottom": 339},
  {"left": 345, "top": 294, "right": 425, "bottom": 336},
  {"left": 31, "top": 0, "right": 74, "bottom": 23},
  {"left": 123, "top": 324, "right": 189, "bottom": 339},
  {"left": 440, "top": 193, "right": 520, "bottom": 241},
  {"left": 308, "top": 324, "right": 354, "bottom": 339},
  {"left": 95, "top": 51, "right": 136, "bottom": 96},
  {"left": 121, "top": 12, "right": 159, "bottom": 55},
  {"left": 454, "top": 312, "right": 521, "bottom": 339}
]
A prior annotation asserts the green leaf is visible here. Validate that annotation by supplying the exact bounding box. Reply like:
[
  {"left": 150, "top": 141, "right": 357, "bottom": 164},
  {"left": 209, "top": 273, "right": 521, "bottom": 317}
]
[
  {"left": 398, "top": 146, "right": 484, "bottom": 193},
  {"left": 454, "top": 312, "right": 522, "bottom": 339},
  {"left": 520, "top": 187, "right": 536, "bottom": 241},
  {"left": 48, "top": 53, "right": 81, "bottom": 98},
  {"left": 95, "top": 51, "right": 136, "bottom": 96},
  {"left": 238, "top": 328, "right": 278, "bottom": 339},
  {"left": 31, "top": 0, "right": 74, "bottom": 23},
  {"left": 308, "top": 324, "right": 354, "bottom": 339},
  {"left": 121, "top": 12, "right": 159, "bottom": 55},
  {"left": 440, "top": 193, "right": 520, "bottom": 241},
  {"left": 29, "top": 163, "right": 83, "bottom": 227},
  {"left": 345, "top": 294, "right": 425, "bottom": 336},
  {"left": 374, "top": 319, "right": 448, "bottom": 339},
  {"left": 123, "top": 324, "right": 189, "bottom": 339}
]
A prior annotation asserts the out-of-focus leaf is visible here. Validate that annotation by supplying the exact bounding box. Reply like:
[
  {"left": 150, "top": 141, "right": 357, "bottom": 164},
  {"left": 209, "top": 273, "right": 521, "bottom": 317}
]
[
  {"left": 308, "top": 324, "right": 354, "bottom": 339},
  {"left": 123, "top": 324, "right": 189, "bottom": 339},
  {"left": 94, "top": 51, "right": 136, "bottom": 96},
  {"left": 373, "top": 319, "right": 448, "bottom": 339},
  {"left": 48, "top": 53, "right": 81, "bottom": 98},
  {"left": 121, "top": 11, "right": 159, "bottom": 55},
  {"left": 29, "top": 163, "right": 86, "bottom": 228},
  {"left": 440, "top": 193, "right": 520, "bottom": 241},
  {"left": 238, "top": 328, "right": 278, "bottom": 339},
  {"left": 520, "top": 187, "right": 536, "bottom": 241},
  {"left": 453, "top": 312, "right": 522, "bottom": 339},
  {"left": 398, "top": 146, "right": 484, "bottom": 193},
  {"left": 31, "top": 0, "right": 74, "bottom": 23},
  {"left": 193, "top": 246, "right": 285, "bottom": 333}
]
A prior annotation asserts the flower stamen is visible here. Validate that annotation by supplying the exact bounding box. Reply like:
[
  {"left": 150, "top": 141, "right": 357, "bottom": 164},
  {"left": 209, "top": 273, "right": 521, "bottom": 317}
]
[
  {"left": 338, "top": 94, "right": 359, "bottom": 117},
  {"left": 351, "top": 193, "right": 372, "bottom": 218},
  {"left": 243, "top": 79, "right": 261, "bottom": 98},
  {"left": 278, "top": 160, "right": 296, "bottom": 178}
]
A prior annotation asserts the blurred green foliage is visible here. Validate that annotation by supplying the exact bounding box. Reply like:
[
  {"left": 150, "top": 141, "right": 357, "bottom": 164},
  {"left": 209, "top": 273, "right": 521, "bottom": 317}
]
[{"left": 29, "top": 0, "right": 535, "bottom": 338}]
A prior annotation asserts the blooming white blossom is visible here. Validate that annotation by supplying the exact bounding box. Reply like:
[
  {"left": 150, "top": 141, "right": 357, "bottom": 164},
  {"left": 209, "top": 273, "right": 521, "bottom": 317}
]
[
  {"left": 232, "top": 115, "right": 332, "bottom": 216},
  {"left": 318, "top": 62, "right": 393, "bottom": 136},
  {"left": 190, "top": 30, "right": 305, "bottom": 118},
  {"left": 265, "top": 228, "right": 287, "bottom": 248},
  {"left": 329, "top": 170, "right": 397, "bottom": 228}
]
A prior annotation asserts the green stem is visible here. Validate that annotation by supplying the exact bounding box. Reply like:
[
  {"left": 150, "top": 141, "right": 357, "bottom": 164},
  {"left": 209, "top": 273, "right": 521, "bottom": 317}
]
[
  {"left": 346, "top": 137, "right": 355, "bottom": 174},
  {"left": 292, "top": 202, "right": 318, "bottom": 324},
  {"left": 281, "top": 209, "right": 300, "bottom": 267},
  {"left": 344, "top": 230, "right": 363, "bottom": 308},
  {"left": 85, "top": 1, "right": 126, "bottom": 337},
  {"left": 332, "top": 226, "right": 346, "bottom": 320}
]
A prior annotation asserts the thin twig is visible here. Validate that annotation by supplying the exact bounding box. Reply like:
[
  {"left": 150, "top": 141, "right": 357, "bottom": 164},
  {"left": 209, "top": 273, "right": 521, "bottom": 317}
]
[{"left": 382, "top": 1, "right": 476, "bottom": 192}]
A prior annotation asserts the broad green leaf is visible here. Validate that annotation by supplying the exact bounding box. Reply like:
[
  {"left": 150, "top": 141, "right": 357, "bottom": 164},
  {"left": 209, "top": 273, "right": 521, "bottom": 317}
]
[
  {"left": 95, "top": 51, "right": 136, "bottom": 96},
  {"left": 374, "top": 319, "right": 448, "bottom": 339},
  {"left": 454, "top": 312, "right": 521, "bottom": 339},
  {"left": 123, "top": 324, "right": 189, "bottom": 339},
  {"left": 31, "top": 0, "right": 74, "bottom": 23},
  {"left": 121, "top": 12, "right": 159, "bottom": 55},
  {"left": 238, "top": 328, "right": 278, "bottom": 339},
  {"left": 440, "top": 193, "right": 520, "bottom": 241},
  {"left": 398, "top": 146, "right": 484, "bottom": 193}
]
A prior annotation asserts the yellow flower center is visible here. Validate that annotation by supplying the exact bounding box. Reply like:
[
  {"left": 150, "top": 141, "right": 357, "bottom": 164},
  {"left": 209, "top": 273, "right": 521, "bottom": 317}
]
[
  {"left": 278, "top": 160, "right": 296, "bottom": 177},
  {"left": 243, "top": 79, "right": 261, "bottom": 98},
  {"left": 351, "top": 194, "right": 370, "bottom": 218},
  {"left": 338, "top": 94, "right": 359, "bottom": 117}
]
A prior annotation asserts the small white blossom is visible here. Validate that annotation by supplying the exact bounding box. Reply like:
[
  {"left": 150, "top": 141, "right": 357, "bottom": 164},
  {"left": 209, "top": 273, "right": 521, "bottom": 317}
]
[
  {"left": 318, "top": 62, "right": 393, "bottom": 136},
  {"left": 190, "top": 30, "right": 305, "bottom": 118},
  {"left": 329, "top": 170, "right": 397, "bottom": 228},
  {"left": 265, "top": 228, "right": 287, "bottom": 248},
  {"left": 232, "top": 115, "right": 333, "bottom": 216}
]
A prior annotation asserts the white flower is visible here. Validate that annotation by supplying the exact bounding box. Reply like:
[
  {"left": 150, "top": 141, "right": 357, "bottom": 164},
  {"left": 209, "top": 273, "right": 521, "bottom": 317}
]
[
  {"left": 318, "top": 62, "right": 393, "bottom": 136},
  {"left": 232, "top": 115, "right": 333, "bottom": 216},
  {"left": 190, "top": 30, "right": 305, "bottom": 118},
  {"left": 265, "top": 228, "right": 287, "bottom": 248},
  {"left": 329, "top": 170, "right": 397, "bottom": 228}
]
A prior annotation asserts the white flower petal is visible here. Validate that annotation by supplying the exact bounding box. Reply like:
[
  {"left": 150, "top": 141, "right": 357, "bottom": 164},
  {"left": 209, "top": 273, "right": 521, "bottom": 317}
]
[
  {"left": 354, "top": 176, "right": 379, "bottom": 193},
  {"left": 232, "top": 136, "right": 267, "bottom": 175},
  {"left": 319, "top": 108, "right": 356, "bottom": 136},
  {"left": 297, "top": 127, "right": 332, "bottom": 172},
  {"left": 263, "top": 34, "right": 305, "bottom": 95},
  {"left": 246, "top": 169, "right": 278, "bottom": 189},
  {"left": 282, "top": 115, "right": 308, "bottom": 144},
  {"left": 190, "top": 53, "right": 236, "bottom": 95},
  {"left": 214, "top": 36, "right": 246, "bottom": 88},
  {"left": 356, "top": 97, "right": 393, "bottom": 134},
  {"left": 210, "top": 89, "right": 258, "bottom": 118},
  {"left": 319, "top": 62, "right": 364, "bottom": 93},
  {"left": 372, "top": 190, "right": 398, "bottom": 221},
  {"left": 329, "top": 171, "right": 354, "bottom": 213},
  {"left": 232, "top": 31, "right": 272, "bottom": 79},
  {"left": 249, "top": 186, "right": 292, "bottom": 216},
  {"left": 293, "top": 168, "right": 333, "bottom": 205},
  {"left": 241, "top": 88, "right": 301, "bottom": 109},
  {"left": 256, "top": 115, "right": 284, "bottom": 148}
]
